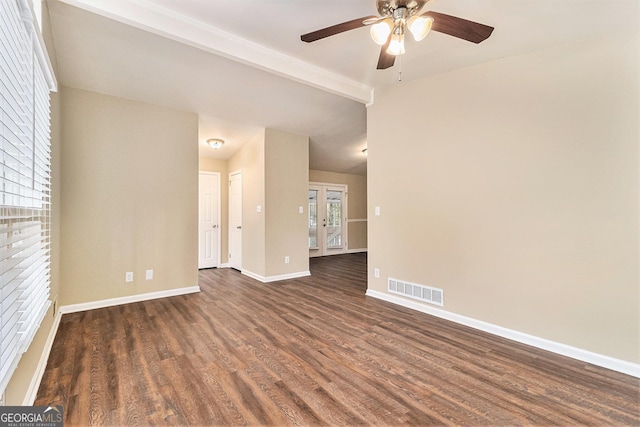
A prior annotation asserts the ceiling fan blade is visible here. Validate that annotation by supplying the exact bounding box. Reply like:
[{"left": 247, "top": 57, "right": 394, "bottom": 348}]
[
  {"left": 424, "top": 11, "right": 494, "bottom": 44},
  {"left": 301, "top": 16, "right": 377, "bottom": 42},
  {"left": 376, "top": 37, "right": 395, "bottom": 69}
]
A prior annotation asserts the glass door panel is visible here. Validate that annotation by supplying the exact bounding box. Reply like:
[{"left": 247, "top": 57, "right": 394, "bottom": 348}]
[
  {"left": 325, "top": 190, "right": 343, "bottom": 249},
  {"left": 308, "top": 189, "right": 318, "bottom": 249}
]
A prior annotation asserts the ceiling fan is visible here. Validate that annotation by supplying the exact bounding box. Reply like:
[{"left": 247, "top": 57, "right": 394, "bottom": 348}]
[{"left": 301, "top": 0, "right": 494, "bottom": 70}]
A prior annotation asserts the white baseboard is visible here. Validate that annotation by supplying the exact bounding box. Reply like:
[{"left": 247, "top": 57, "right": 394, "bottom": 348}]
[
  {"left": 242, "top": 269, "right": 311, "bottom": 283},
  {"left": 22, "top": 310, "right": 63, "bottom": 405},
  {"left": 59, "top": 286, "right": 201, "bottom": 314},
  {"left": 199, "top": 264, "right": 230, "bottom": 269},
  {"left": 365, "top": 289, "right": 640, "bottom": 378},
  {"left": 346, "top": 248, "right": 367, "bottom": 254}
]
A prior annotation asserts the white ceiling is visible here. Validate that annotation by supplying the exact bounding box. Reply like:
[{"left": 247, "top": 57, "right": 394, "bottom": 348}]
[{"left": 45, "top": 0, "right": 638, "bottom": 175}]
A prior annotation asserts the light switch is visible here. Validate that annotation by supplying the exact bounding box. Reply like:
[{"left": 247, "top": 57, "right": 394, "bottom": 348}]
[
  {"left": 299, "top": 206, "right": 304, "bottom": 214},
  {"left": 375, "top": 206, "right": 381, "bottom": 216}
]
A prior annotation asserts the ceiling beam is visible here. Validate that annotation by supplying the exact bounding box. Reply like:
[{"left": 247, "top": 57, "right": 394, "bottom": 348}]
[{"left": 55, "top": 0, "right": 374, "bottom": 105}]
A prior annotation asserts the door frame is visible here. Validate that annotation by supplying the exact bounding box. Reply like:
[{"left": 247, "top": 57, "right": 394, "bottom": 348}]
[
  {"left": 198, "top": 171, "right": 221, "bottom": 269},
  {"left": 309, "top": 182, "right": 348, "bottom": 258}
]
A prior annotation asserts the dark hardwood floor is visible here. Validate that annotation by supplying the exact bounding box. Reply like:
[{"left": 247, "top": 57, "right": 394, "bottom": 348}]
[{"left": 36, "top": 253, "right": 639, "bottom": 426}]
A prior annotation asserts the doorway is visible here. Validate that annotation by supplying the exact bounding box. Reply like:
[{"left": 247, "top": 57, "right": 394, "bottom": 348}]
[
  {"left": 198, "top": 172, "right": 220, "bottom": 269},
  {"left": 229, "top": 171, "right": 243, "bottom": 270},
  {"left": 308, "top": 183, "right": 347, "bottom": 257}
]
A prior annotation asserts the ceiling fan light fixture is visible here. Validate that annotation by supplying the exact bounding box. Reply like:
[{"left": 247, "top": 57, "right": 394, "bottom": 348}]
[
  {"left": 370, "top": 20, "right": 392, "bottom": 45},
  {"left": 407, "top": 15, "right": 433, "bottom": 41},
  {"left": 386, "top": 32, "right": 405, "bottom": 56},
  {"left": 207, "top": 138, "right": 224, "bottom": 149}
]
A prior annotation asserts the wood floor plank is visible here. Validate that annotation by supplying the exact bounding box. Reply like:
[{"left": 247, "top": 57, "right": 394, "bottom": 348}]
[{"left": 36, "top": 253, "right": 640, "bottom": 426}]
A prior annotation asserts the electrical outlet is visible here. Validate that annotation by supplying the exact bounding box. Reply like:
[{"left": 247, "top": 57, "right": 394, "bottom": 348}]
[
  {"left": 375, "top": 206, "right": 381, "bottom": 216},
  {"left": 284, "top": 256, "right": 290, "bottom": 264},
  {"left": 145, "top": 270, "right": 153, "bottom": 280},
  {"left": 298, "top": 206, "right": 303, "bottom": 214},
  {"left": 374, "top": 268, "right": 380, "bottom": 278},
  {"left": 125, "top": 272, "right": 134, "bottom": 282}
]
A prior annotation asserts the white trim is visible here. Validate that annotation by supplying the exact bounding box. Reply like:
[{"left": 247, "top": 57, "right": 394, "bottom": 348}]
[
  {"left": 347, "top": 218, "right": 367, "bottom": 223},
  {"left": 56, "top": 0, "right": 371, "bottom": 104},
  {"left": 309, "top": 181, "right": 351, "bottom": 187},
  {"left": 59, "top": 286, "right": 201, "bottom": 314},
  {"left": 219, "top": 263, "right": 230, "bottom": 268},
  {"left": 242, "top": 269, "right": 311, "bottom": 283},
  {"left": 347, "top": 248, "right": 367, "bottom": 254},
  {"left": 365, "top": 289, "right": 640, "bottom": 378},
  {"left": 22, "top": 310, "right": 63, "bottom": 405}
]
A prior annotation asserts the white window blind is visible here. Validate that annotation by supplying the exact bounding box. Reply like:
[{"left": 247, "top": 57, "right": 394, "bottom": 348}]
[{"left": 1, "top": 0, "right": 56, "bottom": 395}]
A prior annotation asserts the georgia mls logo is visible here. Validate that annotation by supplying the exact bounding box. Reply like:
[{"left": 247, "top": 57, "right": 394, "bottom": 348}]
[{"left": 0, "top": 405, "right": 63, "bottom": 427}]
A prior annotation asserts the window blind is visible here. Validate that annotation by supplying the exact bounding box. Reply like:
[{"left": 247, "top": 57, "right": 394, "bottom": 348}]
[{"left": 1, "top": 0, "right": 56, "bottom": 396}]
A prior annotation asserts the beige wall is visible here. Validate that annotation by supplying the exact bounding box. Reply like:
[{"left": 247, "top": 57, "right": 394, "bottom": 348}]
[
  {"left": 199, "top": 158, "right": 229, "bottom": 265},
  {"left": 309, "top": 169, "right": 367, "bottom": 251},
  {"left": 367, "top": 29, "right": 639, "bottom": 363},
  {"left": 229, "top": 130, "right": 267, "bottom": 276},
  {"left": 228, "top": 128, "right": 310, "bottom": 279},
  {"left": 59, "top": 87, "right": 199, "bottom": 306},
  {"left": 265, "top": 129, "right": 310, "bottom": 276}
]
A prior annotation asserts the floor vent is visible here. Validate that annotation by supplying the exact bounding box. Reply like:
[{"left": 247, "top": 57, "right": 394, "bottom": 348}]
[{"left": 388, "top": 278, "right": 444, "bottom": 307}]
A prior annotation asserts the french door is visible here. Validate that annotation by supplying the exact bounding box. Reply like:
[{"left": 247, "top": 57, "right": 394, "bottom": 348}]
[{"left": 308, "top": 184, "right": 347, "bottom": 257}]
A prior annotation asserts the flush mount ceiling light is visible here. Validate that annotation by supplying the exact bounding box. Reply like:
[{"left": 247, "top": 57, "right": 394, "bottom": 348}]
[
  {"left": 207, "top": 138, "right": 224, "bottom": 149},
  {"left": 301, "top": 0, "right": 494, "bottom": 70}
]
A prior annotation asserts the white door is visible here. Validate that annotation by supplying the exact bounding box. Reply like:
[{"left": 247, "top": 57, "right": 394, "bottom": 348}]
[
  {"left": 229, "top": 171, "right": 242, "bottom": 270},
  {"left": 198, "top": 172, "right": 219, "bottom": 269},
  {"left": 309, "top": 184, "right": 347, "bottom": 257}
]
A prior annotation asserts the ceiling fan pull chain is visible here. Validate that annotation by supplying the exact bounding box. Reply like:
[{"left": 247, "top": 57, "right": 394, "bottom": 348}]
[{"left": 398, "top": 55, "right": 403, "bottom": 82}]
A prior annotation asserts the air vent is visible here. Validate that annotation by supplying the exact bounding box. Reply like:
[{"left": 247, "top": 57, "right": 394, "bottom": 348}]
[{"left": 388, "top": 278, "right": 444, "bottom": 307}]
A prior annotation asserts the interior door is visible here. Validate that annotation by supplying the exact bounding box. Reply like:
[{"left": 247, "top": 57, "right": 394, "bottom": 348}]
[
  {"left": 229, "top": 171, "right": 242, "bottom": 270},
  {"left": 309, "top": 184, "right": 347, "bottom": 257},
  {"left": 198, "top": 172, "right": 219, "bottom": 269}
]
